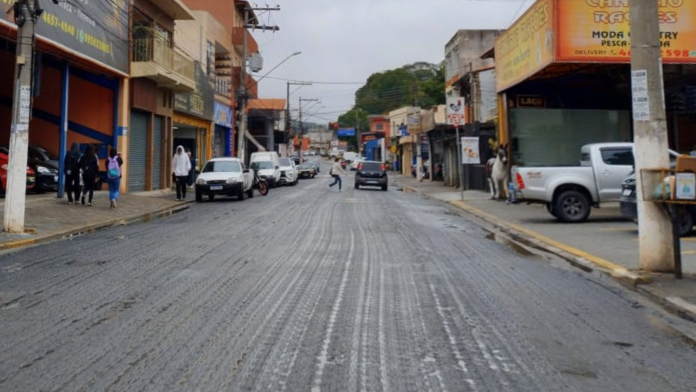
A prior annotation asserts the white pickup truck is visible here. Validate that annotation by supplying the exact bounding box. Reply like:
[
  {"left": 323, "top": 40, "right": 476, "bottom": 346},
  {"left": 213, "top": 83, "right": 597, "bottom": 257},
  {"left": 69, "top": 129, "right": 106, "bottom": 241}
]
[{"left": 512, "top": 142, "right": 678, "bottom": 223}]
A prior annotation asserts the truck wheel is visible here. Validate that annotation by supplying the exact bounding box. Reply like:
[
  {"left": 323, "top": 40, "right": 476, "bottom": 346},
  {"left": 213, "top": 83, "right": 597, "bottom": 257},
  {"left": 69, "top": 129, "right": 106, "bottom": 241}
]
[
  {"left": 554, "top": 190, "right": 590, "bottom": 222},
  {"left": 678, "top": 209, "right": 694, "bottom": 237}
]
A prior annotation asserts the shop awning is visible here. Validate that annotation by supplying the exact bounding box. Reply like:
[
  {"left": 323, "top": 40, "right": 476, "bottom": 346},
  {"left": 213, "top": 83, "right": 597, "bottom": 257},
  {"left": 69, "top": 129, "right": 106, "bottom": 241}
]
[{"left": 247, "top": 99, "right": 286, "bottom": 111}]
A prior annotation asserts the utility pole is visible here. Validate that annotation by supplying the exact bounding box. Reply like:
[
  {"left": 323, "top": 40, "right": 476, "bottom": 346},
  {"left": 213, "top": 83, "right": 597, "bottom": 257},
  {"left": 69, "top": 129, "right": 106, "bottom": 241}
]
[
  {"left": 237, "top": 5, "right": 280, "bottom": 165},
  {"left": 630, "top": 0, "right": 675, "bottom": 272},
  {"left": 413, "top": 84, "right": 423, "bottom": 182},
  {"left": 286, "top": 81, "right": 312, "bottom": 156},
  {"left": 298, "top": 97, "right": 318, "bottom": 158},
  {"left": 4, "top": 0, "right": 43, "bottom": 233}
]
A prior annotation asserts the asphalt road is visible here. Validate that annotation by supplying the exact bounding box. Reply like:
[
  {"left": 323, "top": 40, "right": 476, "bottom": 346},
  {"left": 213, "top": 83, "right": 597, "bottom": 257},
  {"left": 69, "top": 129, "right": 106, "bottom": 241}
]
[{"left": 2, "top": 161, "right": 696, "bottom": 392}]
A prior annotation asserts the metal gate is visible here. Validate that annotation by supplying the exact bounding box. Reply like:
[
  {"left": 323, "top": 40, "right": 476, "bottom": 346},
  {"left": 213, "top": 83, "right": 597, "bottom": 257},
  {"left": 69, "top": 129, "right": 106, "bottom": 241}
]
[
  {"left": 152, "top": 116, "right": 163, "bottom": 190},
  {"left": 128, "top": 110, "right": 148, "bottom": 192}
]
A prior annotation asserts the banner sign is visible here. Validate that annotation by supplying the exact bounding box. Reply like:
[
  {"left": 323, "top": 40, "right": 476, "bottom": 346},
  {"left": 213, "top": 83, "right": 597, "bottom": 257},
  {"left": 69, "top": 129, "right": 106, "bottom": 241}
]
[
  {"left": 175, "top": 62, "right": 214, "bottom": 120},
  {"left": 214, "top": 102, "right": 232, "bottom": 128},
  {"left": 556, "top": 0, "right": 696, "bottom": 63},
  {"left": 461, "top": 137, "right": 481, "bottom": 165},
  {"left": 336, "top": 128, "right": 356, "bottom": 137},
  {"left": 0, "top": 0, "right": 129, "bottom": 73},
  {"left": 494, "top": 0, "right": 554, "bottom": 92}
]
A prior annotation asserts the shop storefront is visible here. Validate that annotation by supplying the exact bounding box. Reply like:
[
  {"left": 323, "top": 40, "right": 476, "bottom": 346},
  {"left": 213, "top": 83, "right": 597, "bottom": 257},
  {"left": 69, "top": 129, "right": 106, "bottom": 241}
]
[
  {"left": 174, "top": 63, "right": 214, "bottom": 175},
  {"left": 0, "top": 0, "right": 129, "bottom": 196},
  {"left": 213, "top": 103, "right": 233, "bottom": 157},
  {"left": 494, "top": 0, "right": 696, "bottom": 165}
]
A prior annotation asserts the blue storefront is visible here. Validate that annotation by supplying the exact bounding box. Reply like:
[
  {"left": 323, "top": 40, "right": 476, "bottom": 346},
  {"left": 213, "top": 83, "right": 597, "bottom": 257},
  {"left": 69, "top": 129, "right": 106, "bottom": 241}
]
[{"left": 213, "top": 102, "right": 232, "bottom": 157}]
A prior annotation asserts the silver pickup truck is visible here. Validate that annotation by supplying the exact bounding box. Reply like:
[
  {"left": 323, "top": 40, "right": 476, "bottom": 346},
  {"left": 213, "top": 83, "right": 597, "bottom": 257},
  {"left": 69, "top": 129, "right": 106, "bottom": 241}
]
[{"left": 512, "top": 142, "right": 677, "bottom": 223}]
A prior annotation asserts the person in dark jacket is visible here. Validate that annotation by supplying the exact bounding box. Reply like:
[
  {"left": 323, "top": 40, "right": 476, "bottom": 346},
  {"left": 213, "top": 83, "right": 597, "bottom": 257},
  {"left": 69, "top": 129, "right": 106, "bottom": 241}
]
[
  {"left": 80, "top": 145, "right": 99, "bottom": 206},
  {"left": 186, "top": 149, "right": 195, "bottom": 187},
  {"left": 63, "top": 142, "right": 82, "bottom": 204}
]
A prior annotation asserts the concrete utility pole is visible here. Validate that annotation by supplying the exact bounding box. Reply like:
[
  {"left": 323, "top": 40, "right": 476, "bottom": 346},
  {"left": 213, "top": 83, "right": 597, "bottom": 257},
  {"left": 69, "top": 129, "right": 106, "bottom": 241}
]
[
  {"left": 286, "top": 82, "right": 311, "bottom": 152},
  {"left": 4, "top": 0, "right": 42, "bottom": 233},
  {"left": 298, "top": 97, "right": 318, "bottom": 157},
  {"left": 237, "top": 5, "right": 280, "bottom": 165},
  {"left": 630, "top": 0, "right": 675, "bottom": 271}
]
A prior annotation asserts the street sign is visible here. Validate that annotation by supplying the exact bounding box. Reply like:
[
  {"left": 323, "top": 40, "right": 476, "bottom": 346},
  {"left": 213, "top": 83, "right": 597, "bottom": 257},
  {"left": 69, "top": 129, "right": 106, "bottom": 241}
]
[
  {"left": 447, "top": 96, "right": 466, "bottom": 125},
  {"left": 390, "top": 145, "right": 397, "bottom": 153}
]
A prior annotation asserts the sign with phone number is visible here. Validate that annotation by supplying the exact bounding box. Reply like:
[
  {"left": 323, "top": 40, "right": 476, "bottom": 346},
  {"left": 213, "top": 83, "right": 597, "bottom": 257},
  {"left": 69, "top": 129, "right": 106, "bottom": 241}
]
[{"left": 614, "top": 49, "right": 696, "bottom": 59}]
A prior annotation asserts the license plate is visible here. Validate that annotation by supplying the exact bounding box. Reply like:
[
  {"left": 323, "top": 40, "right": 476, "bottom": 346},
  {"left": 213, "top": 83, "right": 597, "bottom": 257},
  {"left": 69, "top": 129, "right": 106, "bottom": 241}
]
[
  {"left": 622, "top": 189, "right": 632, "bottom": 196},
  {"left": 366, "top": 180, "right": 379, "bottom": 184},
  {"left": 210, "top": 185, "right": 223, "bottom": 191}
]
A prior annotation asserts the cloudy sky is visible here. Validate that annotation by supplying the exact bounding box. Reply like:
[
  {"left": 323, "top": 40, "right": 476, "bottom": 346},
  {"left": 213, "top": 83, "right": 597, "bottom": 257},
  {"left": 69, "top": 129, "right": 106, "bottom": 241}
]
[{"left": 249, "top": 0, "right": 532, "bottom": 124}]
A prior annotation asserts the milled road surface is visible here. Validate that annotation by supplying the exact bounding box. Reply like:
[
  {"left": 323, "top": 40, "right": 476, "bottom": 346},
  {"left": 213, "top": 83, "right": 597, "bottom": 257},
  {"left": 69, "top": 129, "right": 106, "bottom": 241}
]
[{"left": 2, "top": 162, "right": 696, "bottom": 392}]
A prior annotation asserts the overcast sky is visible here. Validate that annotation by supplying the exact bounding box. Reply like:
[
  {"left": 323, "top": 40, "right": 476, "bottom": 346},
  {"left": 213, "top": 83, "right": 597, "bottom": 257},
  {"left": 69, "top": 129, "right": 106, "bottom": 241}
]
[{"left": 249, "top": 0, "right": 532, "bottom": 124}]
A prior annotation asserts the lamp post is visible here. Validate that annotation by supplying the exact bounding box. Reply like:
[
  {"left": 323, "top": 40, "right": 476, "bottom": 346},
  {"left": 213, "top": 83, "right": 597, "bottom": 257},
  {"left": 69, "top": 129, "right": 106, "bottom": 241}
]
[{"left": 238, "top": 51, "right": 301, "bottom": 164}]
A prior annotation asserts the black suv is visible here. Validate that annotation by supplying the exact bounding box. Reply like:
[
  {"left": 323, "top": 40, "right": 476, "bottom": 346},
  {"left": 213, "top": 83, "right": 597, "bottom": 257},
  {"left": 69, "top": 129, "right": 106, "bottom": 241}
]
[{"left": 355, "top": 160, "right": 388, "bottom": 191}]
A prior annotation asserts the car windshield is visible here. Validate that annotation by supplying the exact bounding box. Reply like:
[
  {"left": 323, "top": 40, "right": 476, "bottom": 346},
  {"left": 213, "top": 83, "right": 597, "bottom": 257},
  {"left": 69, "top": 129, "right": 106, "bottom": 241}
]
[
  {"left": 279, "top": 158, "right": 292, "bottom": 166},
  {"left": 36, "top": 148, "right": 57, "bottom": 161},
  {"left": 202, "top": 161, "right": 241, "bottom": 173},
  {"left": 299, "top": 163, "right": 312, "bottom": 169},
  {"left": 250, "top": 161, "right": 273, "bottom": 170},
  {"left": 361, "top": 162, "right": 383, "bottom": 171}
]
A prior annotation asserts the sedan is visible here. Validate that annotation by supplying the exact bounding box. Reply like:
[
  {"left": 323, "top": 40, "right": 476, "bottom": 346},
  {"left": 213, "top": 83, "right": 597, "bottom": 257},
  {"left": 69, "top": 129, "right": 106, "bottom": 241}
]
[{"left": 297, "top": 162, "right": 316, "bottom": 179}]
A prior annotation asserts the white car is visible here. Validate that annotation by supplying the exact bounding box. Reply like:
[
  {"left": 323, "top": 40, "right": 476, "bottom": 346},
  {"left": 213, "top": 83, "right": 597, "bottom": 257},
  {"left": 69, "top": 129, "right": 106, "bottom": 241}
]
[
  {"left": 195, "top": 157, "right": 253, "bottom": 202},
  {"left": 278, "top": 157, "right": 299, "bottom": 186},
  {"left": 350, "top": 157, "right": 365, "bottom": 171}
]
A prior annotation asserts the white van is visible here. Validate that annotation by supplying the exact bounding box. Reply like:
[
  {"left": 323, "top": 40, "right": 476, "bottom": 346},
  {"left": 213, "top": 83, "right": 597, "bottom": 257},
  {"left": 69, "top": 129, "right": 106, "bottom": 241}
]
[{"left": 250, "top": 151, "right": 281, "bottom": 188}]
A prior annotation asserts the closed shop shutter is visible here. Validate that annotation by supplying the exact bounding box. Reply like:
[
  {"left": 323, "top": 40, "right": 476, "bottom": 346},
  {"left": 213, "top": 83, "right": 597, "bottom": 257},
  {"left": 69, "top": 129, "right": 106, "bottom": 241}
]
[
  {"left": 129, "top": 110, "right": 148, "bottom": 192},
  {"left": 152, "top": 116, "right": 163, "bottom": 190}
]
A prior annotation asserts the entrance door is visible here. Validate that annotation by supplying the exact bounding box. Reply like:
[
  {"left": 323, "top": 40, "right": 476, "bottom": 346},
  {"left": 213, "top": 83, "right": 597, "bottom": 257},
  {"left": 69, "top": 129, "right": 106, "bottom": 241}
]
[
  {"left": 129, "top": 110, "right": 148, "bottom": 192},
  {"left": 152, "top": 116, "right": 163, "bottom": 190}
]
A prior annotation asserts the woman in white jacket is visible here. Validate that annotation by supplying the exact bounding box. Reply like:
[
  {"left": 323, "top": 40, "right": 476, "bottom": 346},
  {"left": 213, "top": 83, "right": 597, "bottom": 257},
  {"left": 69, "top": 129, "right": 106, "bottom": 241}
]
[
  {"left": 328, "top": 157, "right": 346, "bottom": 192},
  {"left": 172, "top": 145, "right": 192, "bottom": 200}
]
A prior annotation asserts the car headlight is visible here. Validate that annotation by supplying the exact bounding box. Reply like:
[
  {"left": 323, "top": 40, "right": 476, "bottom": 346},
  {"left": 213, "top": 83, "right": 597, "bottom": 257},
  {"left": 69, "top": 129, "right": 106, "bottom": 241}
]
[
  {"left": 37, "top": 166, "right": 50, "bottom": 174},
  {"left": 196, "top": 178, "right": 206, "bottom": 185},
  {"left": 227, "top": 177, "right": 238, "bottom": 184}
]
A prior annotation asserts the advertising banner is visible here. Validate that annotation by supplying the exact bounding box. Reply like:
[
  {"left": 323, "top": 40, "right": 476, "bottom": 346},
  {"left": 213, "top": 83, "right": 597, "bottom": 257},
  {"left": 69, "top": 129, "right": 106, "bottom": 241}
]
[
  {"left": 446, "top": 96, "right": 466, "bottom": 125},
  {"left": 175, "top": 63, "right": 215, "bottom": 120},
  {"left": 336, "top": 128, "right": 356, "bottom": 137},
  {"left": 494, "top": 0, "right": 555, "bottom": 92},
  {"left": 461, "top": 137, "right": 481, "bottom": 165},
  {"left": 0, "top": 0, "right": 129, "bottom": 74},
  {"left": 214, "top": 102, "right": 232, "bottom": 128},
  {"left": 556, "top": 0, "right": 696, "bottom": 63}
]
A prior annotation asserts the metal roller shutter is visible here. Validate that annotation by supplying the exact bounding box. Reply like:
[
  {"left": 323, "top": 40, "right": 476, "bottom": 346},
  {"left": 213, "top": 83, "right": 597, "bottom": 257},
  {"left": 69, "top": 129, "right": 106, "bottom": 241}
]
[
  {"left": 128, "top": 110, "right": 148, "bottom": 192},
  {"left": 152, "top": 116, "right": 163, "bottom": 190}
]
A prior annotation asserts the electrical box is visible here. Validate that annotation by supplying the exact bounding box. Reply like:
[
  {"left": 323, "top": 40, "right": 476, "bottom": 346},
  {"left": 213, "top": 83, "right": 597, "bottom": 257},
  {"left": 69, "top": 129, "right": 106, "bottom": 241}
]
[{"left": 249, "top": 54, "right": 263, "bottom": 73}]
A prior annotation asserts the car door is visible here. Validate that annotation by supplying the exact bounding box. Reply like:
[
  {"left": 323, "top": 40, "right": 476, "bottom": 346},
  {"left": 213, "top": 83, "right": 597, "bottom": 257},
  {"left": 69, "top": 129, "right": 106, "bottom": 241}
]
[
  {"left": 242, "top": 163, "right": 251, "bottom": 190},
  {"left": 596, "top": 147, "right": 634, "bottom": 201}
]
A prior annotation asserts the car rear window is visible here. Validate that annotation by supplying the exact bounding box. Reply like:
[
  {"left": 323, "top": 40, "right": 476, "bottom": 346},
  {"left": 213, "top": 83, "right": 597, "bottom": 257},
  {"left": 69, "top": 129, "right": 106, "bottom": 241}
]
[{"left": 361, "top": 162, "right": 382, "bottom": 171}]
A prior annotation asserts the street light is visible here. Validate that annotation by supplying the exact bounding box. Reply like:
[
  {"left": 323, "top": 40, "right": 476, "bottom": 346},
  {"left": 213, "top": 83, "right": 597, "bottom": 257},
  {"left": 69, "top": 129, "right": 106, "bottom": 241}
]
[{"left": 238, "top": 51, "right": 302, "bottom": 164}]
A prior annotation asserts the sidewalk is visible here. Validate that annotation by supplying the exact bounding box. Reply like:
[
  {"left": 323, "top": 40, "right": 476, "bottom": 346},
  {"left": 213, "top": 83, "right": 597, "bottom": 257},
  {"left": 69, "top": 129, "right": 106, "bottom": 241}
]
[
  {"left": 392, "top": 174, "right": 696, "bottom": 322},
  {"left": 0, "top": 189, "right": 190, "bottom": 250}
]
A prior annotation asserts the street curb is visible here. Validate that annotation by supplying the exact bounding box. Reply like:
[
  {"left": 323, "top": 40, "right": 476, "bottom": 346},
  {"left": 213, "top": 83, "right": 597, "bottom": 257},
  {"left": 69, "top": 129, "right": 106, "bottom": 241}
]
[
  {"left": 399, "top": 184, "right": 649, "bottom": 286},
  {"left": 0, "top": 200, "right": 193, "bottom": 252}
]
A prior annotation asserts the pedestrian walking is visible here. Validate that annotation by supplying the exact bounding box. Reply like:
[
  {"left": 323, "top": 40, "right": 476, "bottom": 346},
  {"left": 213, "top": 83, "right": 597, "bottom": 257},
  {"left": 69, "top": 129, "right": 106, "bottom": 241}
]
[
  {"left": 106, "top": 148, "right": 123, "bottom": 209},
  {"left": 80, "top": 145, "right": 99, "bottom": 206},
  {"left": 186, "top": 149, "right": 195, "bottom": 187},
  {"left": 173, "top": 145, "right": 191, "bottom": 200},
  {"left": 63, "top": 142, "right": 82, "bottom": 204},
  {"left": 328, "top": 157, "right": 346, "bottom": 192}
]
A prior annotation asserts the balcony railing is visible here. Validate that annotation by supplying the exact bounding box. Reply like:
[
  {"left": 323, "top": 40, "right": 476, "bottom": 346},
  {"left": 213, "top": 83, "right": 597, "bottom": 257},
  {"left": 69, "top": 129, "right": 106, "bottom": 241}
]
[
  {"left": 132, "top": 38, "right": 194, "bottom": 81},
  {"left": 214, "top": 75, "right": 231, "bottom": 97}
]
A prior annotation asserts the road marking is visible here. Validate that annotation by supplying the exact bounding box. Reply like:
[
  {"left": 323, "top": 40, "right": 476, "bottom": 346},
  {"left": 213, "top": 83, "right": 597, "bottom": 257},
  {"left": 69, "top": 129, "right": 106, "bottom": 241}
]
[{"left": 600, "top": 227, "right": 636, "bottom": 232}]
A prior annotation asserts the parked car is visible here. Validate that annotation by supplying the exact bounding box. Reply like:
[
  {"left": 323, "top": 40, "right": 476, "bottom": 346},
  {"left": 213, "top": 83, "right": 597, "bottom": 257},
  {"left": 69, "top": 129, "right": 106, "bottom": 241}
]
[
  {"left": 1, "top": 145, "right": 59, "bottom": 192},
  {"left": 306, "top": 160, "right": 320, "bottom": 174},
  {"left": 278, "top": 157, "right": 299, "bottom": 186},
  {"left": 355, "top": 160, "right": 388, "bottom": 191},
  {"left": 512, "top": 142, "right": 679, "bottom": 223},
  {"left": 290, "top": 155, "right": 301, "bottom": 165},
  {"left": 0, "top": 152, "right": 36, "bottom": 194},
  {"left": 195, "top": 157, "right": 253, "bottom": 202},
  {"left": 250, "top": 152, "right": 280, "bottom": 188},
  {"left": 297, "top": 162, "right": 317, "bottom": 179}
]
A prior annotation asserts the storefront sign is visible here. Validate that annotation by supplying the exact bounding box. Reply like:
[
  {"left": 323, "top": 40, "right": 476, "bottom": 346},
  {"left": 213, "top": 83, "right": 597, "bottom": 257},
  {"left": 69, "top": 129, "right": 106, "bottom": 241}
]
[
  {"left": 556, "top": 0, "right": 696, "bottom": 63},
  {"left": 336, "top": 128, "right": 356, "bottom": 137},
  {"left": 461, "top": 137, "right": 481, "bottom": 165},
  {"left": 0, "top": 0, "right": 129, "bottom": 73},
  {"left": 214, "top": 102, "right": 232, "bottom": 128},
  {"left": 175, "top": 62, "right": 214, "bottom": 120},
  {"left": 495, "top": 0, "right": 555, "bottom": 92},
  {"left": 517, "top": 94, "right": 547, "bottom": 108}
]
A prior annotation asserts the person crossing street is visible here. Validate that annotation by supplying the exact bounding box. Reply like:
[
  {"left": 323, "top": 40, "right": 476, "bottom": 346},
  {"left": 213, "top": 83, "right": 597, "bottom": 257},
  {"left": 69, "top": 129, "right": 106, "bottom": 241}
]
[{"left": 328, "top": 157, "right": 346, "bottom": 192}]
